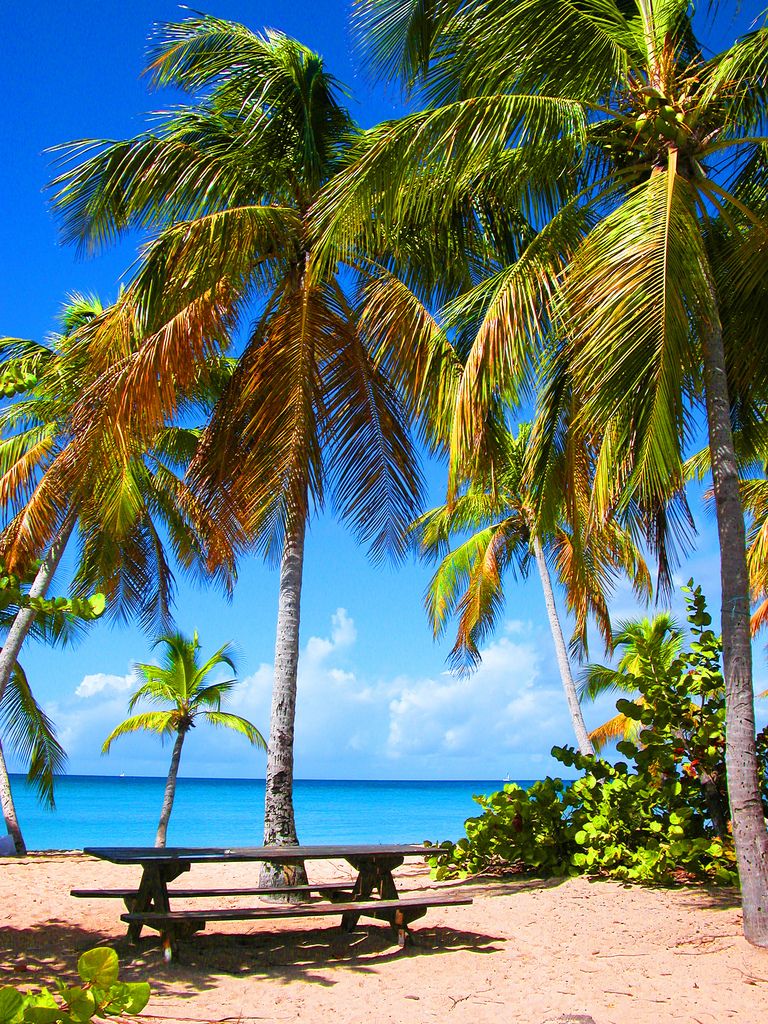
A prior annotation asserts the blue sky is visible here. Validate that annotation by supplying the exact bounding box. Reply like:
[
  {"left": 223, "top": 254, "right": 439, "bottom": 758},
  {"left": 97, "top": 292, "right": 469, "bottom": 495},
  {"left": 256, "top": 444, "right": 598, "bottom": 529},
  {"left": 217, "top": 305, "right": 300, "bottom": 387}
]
[{"left": 2, "top": 2, "right": 766, "bottom": 782}]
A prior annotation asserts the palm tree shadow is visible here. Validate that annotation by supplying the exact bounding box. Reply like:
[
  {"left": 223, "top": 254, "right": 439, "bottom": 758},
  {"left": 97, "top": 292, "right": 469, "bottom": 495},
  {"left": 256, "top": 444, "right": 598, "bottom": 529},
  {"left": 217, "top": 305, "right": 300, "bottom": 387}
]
[{"left": 0, "top": 920, "right": 504, "bottom": 995}]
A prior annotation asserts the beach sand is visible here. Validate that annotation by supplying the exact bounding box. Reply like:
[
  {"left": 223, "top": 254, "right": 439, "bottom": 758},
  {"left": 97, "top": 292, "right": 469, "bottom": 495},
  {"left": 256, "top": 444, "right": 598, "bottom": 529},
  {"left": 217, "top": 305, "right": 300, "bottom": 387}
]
[{"left": 1, "top": 852, "right": 766, "bottom": 1023}]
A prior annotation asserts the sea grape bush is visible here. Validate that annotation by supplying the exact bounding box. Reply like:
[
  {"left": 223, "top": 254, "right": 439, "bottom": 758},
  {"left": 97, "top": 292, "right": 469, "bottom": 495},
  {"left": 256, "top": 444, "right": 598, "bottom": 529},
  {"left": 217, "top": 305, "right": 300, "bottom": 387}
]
[
  {"left": 0, "top": 948, "right": 149, "bottom": 1024},
  {"left": 428, "top": 583, "right": 766, "bottom": 886},
  {"left": 0, "top": 564, "right": 105, "bottom": 621}
]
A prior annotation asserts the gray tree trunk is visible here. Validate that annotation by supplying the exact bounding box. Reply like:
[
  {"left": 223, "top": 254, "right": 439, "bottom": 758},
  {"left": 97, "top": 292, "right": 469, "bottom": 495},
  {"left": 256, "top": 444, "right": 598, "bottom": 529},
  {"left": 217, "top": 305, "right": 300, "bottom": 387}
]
[
  {"left": 0, "top": 738, "right": 25, "bottom": 855},
  {"left": 701, "top": 317, "right": 768, "bottom": 947},
  {"left": 260, "top": 513, "right": 308, "bottom": 890},
  {"left": 0, "top": 512, "right": 77, "bottom": 705},
  {"left": 0, "top": 511, "right": 77, "bottom": 853},
  {"left": 155, "top": 730, "right": 186, "bottom": 848},
  {"left": 533, "top": 538, "right": 595, "bottom": 757}
]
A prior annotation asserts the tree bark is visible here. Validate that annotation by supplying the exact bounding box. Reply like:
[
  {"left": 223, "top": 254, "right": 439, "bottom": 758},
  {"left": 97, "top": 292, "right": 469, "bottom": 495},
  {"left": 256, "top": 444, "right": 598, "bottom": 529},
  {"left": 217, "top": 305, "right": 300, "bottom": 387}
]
[
  {"left": 0, "top": 738, "right": 25, "bottom": 855},
  {"left": 0, "top": 511, "right": 77, "bottom": 854},
  {"left": 260, "top": 513, "right": 308, "bottom": 890},
  {"left": 155, "top": 730, "right": 186, "bottom": 848},
  {"left": 701, "top": 316, "right": 768, "bottom": 947},
  {"left": 533, "top": 538, "right": 595, "bottom": 756},
  {"left": 0, "top": 511, "right": 77, "bottom": 705}
]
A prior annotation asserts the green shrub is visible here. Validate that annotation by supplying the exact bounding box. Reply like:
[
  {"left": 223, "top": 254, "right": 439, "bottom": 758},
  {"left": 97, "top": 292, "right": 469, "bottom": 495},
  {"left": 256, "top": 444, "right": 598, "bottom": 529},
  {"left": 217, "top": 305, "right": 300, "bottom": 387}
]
[
  {"left": 0, "top": 948, "right": 149, "bottom": 1024},
  {"left": 428, "top": 583, "right": 763, "bottom": 886}
]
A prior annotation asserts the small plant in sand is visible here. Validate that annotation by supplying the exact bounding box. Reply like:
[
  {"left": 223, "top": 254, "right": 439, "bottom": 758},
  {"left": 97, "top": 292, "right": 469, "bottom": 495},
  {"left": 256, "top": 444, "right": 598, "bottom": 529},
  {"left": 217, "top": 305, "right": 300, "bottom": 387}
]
[{"left": 0, "top": 947, "right": 149, "bottom": 1024}]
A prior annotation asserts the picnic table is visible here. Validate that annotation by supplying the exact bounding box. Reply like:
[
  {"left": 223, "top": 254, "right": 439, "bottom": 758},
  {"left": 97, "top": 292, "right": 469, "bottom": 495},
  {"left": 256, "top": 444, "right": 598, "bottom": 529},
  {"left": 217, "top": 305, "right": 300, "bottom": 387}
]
[{"left": 74, "top": 844, "right": 472, "bottom": 959}]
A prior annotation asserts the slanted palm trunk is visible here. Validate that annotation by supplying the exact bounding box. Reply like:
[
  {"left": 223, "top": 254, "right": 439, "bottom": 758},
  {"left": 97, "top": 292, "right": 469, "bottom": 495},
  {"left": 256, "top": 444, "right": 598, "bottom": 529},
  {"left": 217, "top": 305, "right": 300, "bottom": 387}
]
[
  {"left": 0, "top": 511, "right": 77, "bottom": 705},
  {"left": 155, "top": 730, "right": 186, "bottom": 848},
  {"left": 701, "top": 315, "right": 768, "bottom": 947},
  {"left": 533, "top": 538, "right": 595, "bottom": 757},
  {"left": 0, "top": 739, "right": 24, "bottom": 855},
  {"left": 260, "top": 513, "right": 309, "bottom": 890},
  {"left": 0, "top": 511, "right": 77, "bottom": 853}
]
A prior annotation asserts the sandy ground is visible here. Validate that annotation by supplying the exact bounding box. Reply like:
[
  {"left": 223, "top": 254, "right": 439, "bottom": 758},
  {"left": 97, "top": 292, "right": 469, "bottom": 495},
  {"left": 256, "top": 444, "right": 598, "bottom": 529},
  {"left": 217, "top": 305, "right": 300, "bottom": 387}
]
[{"left": 1, "top": 853, "right": 767, "bottom": 1023}]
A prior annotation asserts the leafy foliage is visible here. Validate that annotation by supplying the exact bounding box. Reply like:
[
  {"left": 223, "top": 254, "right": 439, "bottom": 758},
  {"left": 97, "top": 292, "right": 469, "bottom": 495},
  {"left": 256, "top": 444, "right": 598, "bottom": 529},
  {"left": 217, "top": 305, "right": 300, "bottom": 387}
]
[
  {"left": 428, "top": 584, "right": 765, "bottom": 886},
  {"left": 0, "top": 947, "right": 149, "bottom": 1024},
  {"left": 0, "top": 565, "right": 104, "bottom": 622}
]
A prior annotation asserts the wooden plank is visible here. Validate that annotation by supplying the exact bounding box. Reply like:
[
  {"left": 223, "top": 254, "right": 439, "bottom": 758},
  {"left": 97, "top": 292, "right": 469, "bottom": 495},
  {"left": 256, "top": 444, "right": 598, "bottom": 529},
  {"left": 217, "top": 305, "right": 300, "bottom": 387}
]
[
  {"left": 83, "top": 844, "right": 434, "bottom": 865},
  {"left": 122, "top": 893, "right": 473, "bottom": 924},
  {"left": 71, "top": 884, "right": 355, "bottom": 899}
]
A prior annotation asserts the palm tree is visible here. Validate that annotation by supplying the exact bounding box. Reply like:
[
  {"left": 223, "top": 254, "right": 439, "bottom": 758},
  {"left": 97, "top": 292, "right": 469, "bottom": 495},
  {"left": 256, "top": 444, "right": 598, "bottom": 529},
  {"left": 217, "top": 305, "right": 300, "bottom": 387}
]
[
  {"left": 49, "top": 17, "right": 424, "bottom": 878},
  {"left": 0, "top": 582, "right": 72, "bottom": 855},
  {"left": 0, "top": 572, "right": 108, "bottom": 854},
  {"left": 579, "top": 613, "right": 683, "bottom": 752},
  {"left": 103, "top": 631, "right": 265, "bottom": 847},
  {"left": 317, "top": 0, "right": 768, "bottom": 945},
  {"left": 0, "top": 296, "right": 239, "bottom": 852},
  {"left": 413, "top": 422, "right": 650, "bottom": 755}
]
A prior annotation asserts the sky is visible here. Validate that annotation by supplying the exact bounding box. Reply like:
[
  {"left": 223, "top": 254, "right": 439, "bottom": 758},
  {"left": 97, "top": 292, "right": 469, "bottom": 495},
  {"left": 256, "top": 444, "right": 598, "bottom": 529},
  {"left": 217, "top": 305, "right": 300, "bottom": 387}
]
[{"left": 1, "top": 1, "right": 766, "bottom": 783}]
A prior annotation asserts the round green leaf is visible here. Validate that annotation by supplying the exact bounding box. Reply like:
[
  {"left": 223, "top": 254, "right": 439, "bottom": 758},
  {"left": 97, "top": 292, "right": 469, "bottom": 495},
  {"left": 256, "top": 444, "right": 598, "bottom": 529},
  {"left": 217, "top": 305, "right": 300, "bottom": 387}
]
[
  {"left": 0, "top": 988, "right": 24, "bottom": 1024},
  {"left": 77, "top": 948, "right": 118, "bottom": 987}
]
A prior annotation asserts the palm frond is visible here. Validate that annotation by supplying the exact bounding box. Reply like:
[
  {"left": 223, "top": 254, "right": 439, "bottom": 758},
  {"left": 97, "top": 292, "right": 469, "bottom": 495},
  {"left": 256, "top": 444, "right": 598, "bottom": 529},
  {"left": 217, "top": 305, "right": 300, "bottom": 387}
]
[
  {"left": 201, "top": 711, "right": 266, "bottom": 749},
  {"left": 0, "top": 662, "right": 66, "bottom": 806}
]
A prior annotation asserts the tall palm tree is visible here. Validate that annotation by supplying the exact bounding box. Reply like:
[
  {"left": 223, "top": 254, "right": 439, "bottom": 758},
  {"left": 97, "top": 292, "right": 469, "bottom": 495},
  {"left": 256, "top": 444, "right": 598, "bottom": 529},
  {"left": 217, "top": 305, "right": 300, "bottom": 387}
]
[
  {"left": 413, "top": 422, "right": 650, "bottom": 754},
  {"left": 0, "top": 296, "right": 239, "bottom": 852},
  {"left": 317, "top": 0, "right": 768, "bottom": 945},
  {"left": 579, "top": 613, "right": 683, "bottom": 751},
  {"left": 49, "top": 17, "right": 424, "bottom": 879},
  {"left": 103, "top": 632, "right": 265, "bottom": 847}
]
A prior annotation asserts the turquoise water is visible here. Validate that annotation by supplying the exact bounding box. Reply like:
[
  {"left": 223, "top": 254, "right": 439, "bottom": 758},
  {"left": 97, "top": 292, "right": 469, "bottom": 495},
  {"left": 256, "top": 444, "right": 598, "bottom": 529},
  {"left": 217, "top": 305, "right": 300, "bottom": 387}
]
[{"left": 8, "top": 775, "right": 529, "bottom": 850}]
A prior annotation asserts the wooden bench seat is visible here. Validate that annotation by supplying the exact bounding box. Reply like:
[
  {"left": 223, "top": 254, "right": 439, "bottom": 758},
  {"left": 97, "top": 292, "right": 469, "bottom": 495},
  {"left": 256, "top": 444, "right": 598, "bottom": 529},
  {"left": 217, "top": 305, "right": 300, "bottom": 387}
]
[
  {"left": 71, "top": 884, "right": 354, "bottom": 900},
  {"left": 121, "top": 892, "right": 473, "bottom": 956}
]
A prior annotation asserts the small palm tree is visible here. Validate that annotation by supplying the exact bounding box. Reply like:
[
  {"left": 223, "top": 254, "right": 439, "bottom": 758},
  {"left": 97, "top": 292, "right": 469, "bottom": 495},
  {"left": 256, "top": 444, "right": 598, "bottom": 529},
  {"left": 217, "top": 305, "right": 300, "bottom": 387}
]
[
  {"left": 103, "top": 631, "right": 265, "bottom": 847},
  {"left": 579, "top": 613, "right": 683, "bottom": 752}
]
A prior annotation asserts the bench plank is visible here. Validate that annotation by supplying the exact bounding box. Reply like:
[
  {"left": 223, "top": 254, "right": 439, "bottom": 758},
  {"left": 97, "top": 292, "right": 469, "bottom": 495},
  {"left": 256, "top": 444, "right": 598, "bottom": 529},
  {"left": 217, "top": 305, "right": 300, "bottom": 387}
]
[
  {"left": 71, "top": 884, "right": 354, "bottom": 899},
  {"left": 122, "top": 893, "right": 471, "bottom": 924},
  {"left": 121, "top": 892, "right": 472, "bottom": 957}
]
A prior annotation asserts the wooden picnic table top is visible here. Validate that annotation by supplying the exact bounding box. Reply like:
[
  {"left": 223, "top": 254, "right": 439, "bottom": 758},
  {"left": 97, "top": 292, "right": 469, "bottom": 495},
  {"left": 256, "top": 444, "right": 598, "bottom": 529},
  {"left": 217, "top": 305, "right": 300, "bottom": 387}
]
[{"left": 83, "top": 844, "right": 433, "bottom": 865}]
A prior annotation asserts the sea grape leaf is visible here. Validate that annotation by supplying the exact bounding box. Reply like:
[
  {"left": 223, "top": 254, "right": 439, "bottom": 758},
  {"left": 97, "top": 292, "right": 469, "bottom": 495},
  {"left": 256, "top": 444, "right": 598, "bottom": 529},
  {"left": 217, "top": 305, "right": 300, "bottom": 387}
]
[
  {"left": 77, "top": 949, "right": 118, "bottom": 987},
  {"left": 0, "top": 988, "right": 24, "bottom": 1024}
]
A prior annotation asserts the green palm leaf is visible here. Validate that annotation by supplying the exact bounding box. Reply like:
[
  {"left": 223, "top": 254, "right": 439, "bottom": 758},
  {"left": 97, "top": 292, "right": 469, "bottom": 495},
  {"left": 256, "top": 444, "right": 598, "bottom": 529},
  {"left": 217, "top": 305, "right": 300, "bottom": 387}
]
[{"left": 0, "top": 662, "right": 66, "bottom": 807}]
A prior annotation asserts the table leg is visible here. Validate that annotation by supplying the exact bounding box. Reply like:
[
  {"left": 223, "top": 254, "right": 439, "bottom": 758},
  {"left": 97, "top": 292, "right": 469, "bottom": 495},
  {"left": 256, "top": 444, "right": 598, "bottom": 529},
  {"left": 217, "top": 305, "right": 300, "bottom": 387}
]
[
  {"left": 127, "top": 861, "right": 190, "bottom": 944},
  {"left": 341, "top": 854, "right": 404, "bottom": 932}
]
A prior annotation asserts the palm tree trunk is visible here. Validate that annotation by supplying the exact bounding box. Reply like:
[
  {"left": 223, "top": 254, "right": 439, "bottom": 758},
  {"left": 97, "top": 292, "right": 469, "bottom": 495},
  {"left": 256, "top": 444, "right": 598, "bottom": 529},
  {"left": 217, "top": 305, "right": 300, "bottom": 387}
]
[
  {"left": 0, "top": 738, "right": 25, "bottom": 855},
  {"left": 260, "top": 513, "right": 309, "bottom": 890},
  {"left": 0, "top": 510, "right": 77, "bottom": 855},
  {"left": 533, "top": 538, "right": 595, "bottom": 757},
  {"left": 155, "top": 730, "right": 186, "bottom": 848},
  {"left": 701, "top": 316, "right": 768, "bottom": 948},
  {"left": 0, "top": 510, "right": 77, "bottom": 705}
]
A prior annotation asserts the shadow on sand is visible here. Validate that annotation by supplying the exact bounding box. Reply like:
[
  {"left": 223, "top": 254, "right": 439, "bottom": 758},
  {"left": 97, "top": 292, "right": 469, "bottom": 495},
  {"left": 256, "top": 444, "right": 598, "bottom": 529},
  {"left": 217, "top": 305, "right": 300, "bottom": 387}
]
[{"left": 1, "top": 919, "right": 504, "bottom": 996}]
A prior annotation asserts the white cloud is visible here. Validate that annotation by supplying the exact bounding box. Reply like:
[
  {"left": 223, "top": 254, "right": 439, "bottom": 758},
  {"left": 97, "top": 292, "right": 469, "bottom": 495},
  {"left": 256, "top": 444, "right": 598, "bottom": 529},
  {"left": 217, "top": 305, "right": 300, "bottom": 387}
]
[
  {"left": 75, "top": 672, "right": 136, "bottom": 698},
  {"left": 39, "top": 607, "right": 582, "bottom": 781},
  {"left": 304, "top": 607, "right": 357, "bottom": 663}
]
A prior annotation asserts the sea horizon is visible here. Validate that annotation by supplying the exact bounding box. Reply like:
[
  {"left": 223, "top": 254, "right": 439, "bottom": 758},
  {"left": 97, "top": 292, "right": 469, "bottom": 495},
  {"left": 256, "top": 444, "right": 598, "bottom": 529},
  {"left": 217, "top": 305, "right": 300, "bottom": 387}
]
[{"left": 7, "top": 774, "right": 543, "bottom": 851}]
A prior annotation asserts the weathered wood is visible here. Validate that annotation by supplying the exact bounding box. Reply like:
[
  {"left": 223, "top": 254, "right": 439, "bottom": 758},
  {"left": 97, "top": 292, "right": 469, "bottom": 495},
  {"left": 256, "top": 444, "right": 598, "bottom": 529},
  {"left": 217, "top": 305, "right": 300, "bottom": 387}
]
[
  {"left": 126, "top": 860, "right": 190, "bottom": 943},
  {"left": 84, "top": 844, "right": 432, "bottom": 865},
  {"left": 122, "top": 892, "right": 473, "bottom": 956},
  {"left": 71, "top": 884, "right": 355, "bottom": 900},
  {"left": 123, "top": 893, "right": 471, "bottom": 924},
  {"left": 82, "top": 843, "right": 447, "bottom": 956}
]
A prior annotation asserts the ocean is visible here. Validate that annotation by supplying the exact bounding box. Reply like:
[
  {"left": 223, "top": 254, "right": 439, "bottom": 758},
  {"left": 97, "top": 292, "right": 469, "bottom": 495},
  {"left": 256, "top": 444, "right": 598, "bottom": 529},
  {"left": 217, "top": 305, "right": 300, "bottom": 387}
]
[{"left": 7, "top": 775, "right": 528, "bottom": 851}]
